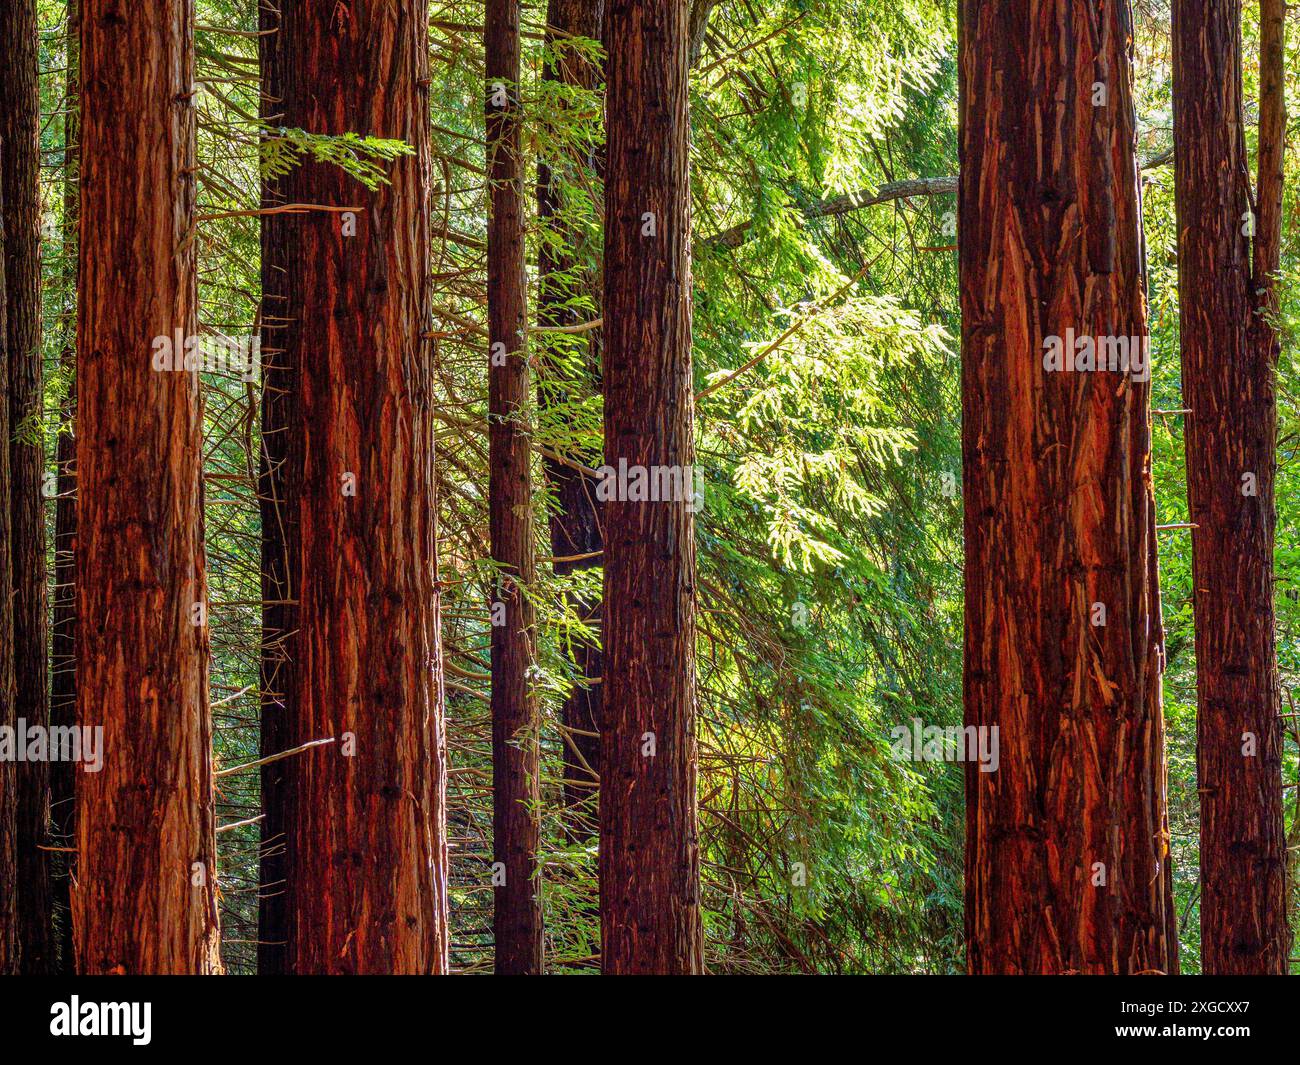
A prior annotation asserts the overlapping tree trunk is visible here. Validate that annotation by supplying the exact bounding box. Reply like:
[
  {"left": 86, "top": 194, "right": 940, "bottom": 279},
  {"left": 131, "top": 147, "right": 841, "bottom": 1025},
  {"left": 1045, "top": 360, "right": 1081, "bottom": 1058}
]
[
  {"left": 538, "top": 0, "right": 606, "bottom": 849},
  {"left": 1, "top": 0, "right": 52, "bottom": 974},
  {"left": 487, "top": 0, "right": 544, "bottom": 975},
  {"left": 274, "top": 0, "right": 448, "bottom": 974},
  {"left": 256, "top": 0, "right": 293, "bottom": 978},
  {"left": 74, "top": 0, "right": 221, "bottom": 974},
  {"left": 1173, "top": 0, "right": 1288, "bottom": 974},
  {"left": 0, "top": 132, "right": 17, "bottom": 977},
  {"left": 601, "top": 0, "right": 703, "bottom": 975},
  {"left": 959, "top": 0, "right": 1176, "bottom": 974}
]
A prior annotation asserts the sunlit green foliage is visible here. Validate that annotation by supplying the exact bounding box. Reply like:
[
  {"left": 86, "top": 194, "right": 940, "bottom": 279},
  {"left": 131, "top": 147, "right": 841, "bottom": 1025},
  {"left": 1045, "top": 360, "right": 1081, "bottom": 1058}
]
[{"left": 27, "top": 0, "right": 1299, "bottom": 974}]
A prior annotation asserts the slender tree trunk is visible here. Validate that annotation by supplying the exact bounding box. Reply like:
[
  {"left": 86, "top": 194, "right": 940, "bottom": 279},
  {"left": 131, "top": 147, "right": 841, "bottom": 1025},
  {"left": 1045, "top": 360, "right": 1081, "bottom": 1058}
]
[
  {"left": 487, "top": 0, "right": 543, "bottom": 975},
  {"left": 687, "top": 0, "right": 720, "bottom": 66},
  {"left": 1253, "top": 0, "right": 1287, "bottom": 306},
  {"left": 0, "top": 135, "right": 17, "bottom": 977},
  {"left": 959, "top": 0, "right": 1176, "bottom": 974},
  {"left": 48, "top": 0, "right": 80, "bottom": 976},
  {"left": 2, "top": 0, "right": 52, "bottom": 974},
  {"left": 600, "top": 0, "right": 703, "bottom": 975},
  {"left": 276, "top": 0, "right": 448, "bottom": 974},
  {"left": 74, "top": 0, "right": 221, "bottom": 974},
  {"left": 538, "top": 0, "right": 606, "bottom": 844},
  {"left": 1173, "top": 0, "right": 1289, "bottom": 974},
  {"left": 257, "top": 0, "right": 292, "bottom": 977}
]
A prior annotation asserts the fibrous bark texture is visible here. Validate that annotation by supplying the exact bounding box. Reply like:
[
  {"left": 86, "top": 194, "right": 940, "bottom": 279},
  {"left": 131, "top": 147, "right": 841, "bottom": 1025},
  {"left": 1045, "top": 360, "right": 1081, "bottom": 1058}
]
[
  {"left": 487, "top": 0, "right": 544, "bottom": 975},
  {"left": 1173, "top": 0, "right": 1288, "bottom": 974},
  {"left": 74, "top": 0, "right": 221, "bottom": 975},
  {"left": 2, "top": 0, "right": 52, "bottom": 974},
  {"left": 600, "top": 0, "right": 703, "bottom": 976},
  {"left": 0, "top": 132, "right": 17, "bottom": 977},
  {"left": 959, "top": 0, "right": 1176, "bottom": 975},
  {"left": 275, "top": 0, "right": 449, "bottom": 975}
]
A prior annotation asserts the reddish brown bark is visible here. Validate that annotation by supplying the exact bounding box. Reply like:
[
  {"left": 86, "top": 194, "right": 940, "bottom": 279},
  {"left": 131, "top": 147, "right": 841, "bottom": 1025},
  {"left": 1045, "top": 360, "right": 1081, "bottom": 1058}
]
[
  {"left": 1253, "top": 0, "right": 1287, "bottom": 300},
  {"left": 959, "top": 0, "right": 1176, "bottom": 974},
  {"left": 1173, "top": 0, "right": 1288, "bottom": 974},
  {"left": 74, "top": 0, "right": 221, "bottom": 974},
  {"left": 538, "top": 0, "right": 606, "bottom": 844},
  {"left": 275, "top": 0, "right": 448, "bottom": 974},
  {"left": 487, "top": 0, "right": 544, "bottom": 975},
  {"left": 2, "top": 0, "right": 52, "bottom": 974},
  {"left": 600, "top": 0, "right": 703, "bottom": 975},
  {"left": 257, "top": 0, "right": 293, "bottom": 978},
  {"left": 0, "top": 134, "right": 17, "bottom": 977}
]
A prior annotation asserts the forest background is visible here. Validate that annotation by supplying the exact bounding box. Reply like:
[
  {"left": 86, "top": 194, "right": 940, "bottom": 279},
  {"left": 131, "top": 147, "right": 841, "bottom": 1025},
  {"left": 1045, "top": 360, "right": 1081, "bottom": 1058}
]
[{"left": 19, "top": 0, "right": 1300, "bottom": 973}]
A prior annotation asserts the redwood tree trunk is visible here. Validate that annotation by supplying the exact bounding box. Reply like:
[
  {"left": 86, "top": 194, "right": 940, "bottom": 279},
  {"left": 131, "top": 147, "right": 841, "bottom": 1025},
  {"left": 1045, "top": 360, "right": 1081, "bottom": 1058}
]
[
  {"left": 2, "top": 0, "right": 52, "bottom": 974},
  {"left": 257, "top": 0, "right": 292, "bottom": 977},
  {"left": 538, "top": 0, "right": 606, "bottom": 844},
  {"left": 486, "top": 0, "right": 544, "bottom": 975},
  {"left": 1173, "top": 0, "right": 1288, "bottom": 974},
  {"left": 0, "top": 135, "right": 17, "bottom": 977},
  {"left": 600, "top": 0, "right": 703, "bottom": 975},
  {"left": 959, "top": 0, "right": 1176, "bottom": 974},
  {"left": 276, "top": 0, "right": 449, "bottom": 974},
  {"left": 74, "top": 0, "right": 221, "bottom": 974}
]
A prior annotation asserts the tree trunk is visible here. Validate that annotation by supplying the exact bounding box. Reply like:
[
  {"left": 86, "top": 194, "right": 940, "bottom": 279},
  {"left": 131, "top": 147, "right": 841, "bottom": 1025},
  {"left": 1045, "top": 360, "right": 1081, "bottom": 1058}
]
[
  {"left": 538, "top": 0, "right": 606, "bottom": 845},
  {"left": 600, "top": 0, "right": 703, "bottom": 975},
  {"left": 486, "top": 0, "right": 544, "bottom": 975},
  {"left": 687, "top": 0, "right": 720, "bottom": 66},
  {"left": 74, "top": 0, "right": 221, "bottom": 974},
  {"left": 0, "top": 134, "right": 17, "bottom": 977},
  {"left": 276, "top": 0, "right": 449, "bottom": 974},
  {"left": 959, "top": 0, "right": 1177, "bottom": 974},
  {"left": 1, "top": 0, "right": 52, "bottom": 975},
  {"left": 257, "top": 0, "right": 292, "bottom": 978},
  {"left": 48, "top": 0, "right": 81, "bottom": 976},
  {"left": 1173, "top": 0, "right": 1288, "bottom": 974}
]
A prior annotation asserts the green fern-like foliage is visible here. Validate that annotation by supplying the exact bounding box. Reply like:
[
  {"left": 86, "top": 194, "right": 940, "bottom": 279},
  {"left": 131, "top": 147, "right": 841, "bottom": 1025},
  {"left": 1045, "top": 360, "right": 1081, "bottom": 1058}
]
[{"left": 259, "top": 127, "right": 414, "bottom": 191}]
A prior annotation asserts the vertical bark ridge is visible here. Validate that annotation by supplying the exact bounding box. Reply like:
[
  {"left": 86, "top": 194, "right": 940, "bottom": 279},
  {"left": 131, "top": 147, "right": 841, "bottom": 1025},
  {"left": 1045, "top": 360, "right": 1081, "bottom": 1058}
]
[
  {"left": 960, "top": 0, "right": 1176, "bottom": 975},
  {"left": 0, "top": 132, "right": 18, "bottom": 977},
  {"left": 600, "top": 0, "right": 703, "bottom": 975},
  {"left": 1173, "top": 0, "right": 1288, "bottom": 974},
  {"left": 74, "top": 0, "right": 221, "bottom": 974},
  {"left": 487, "top": 0, "right": 544, "bottom": 975},
  {"left": 2, "top": 0, "right": 53, "bottom": 974},
  {"left": 276, "top": 0, "right": 449, "bottom": 975}
]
